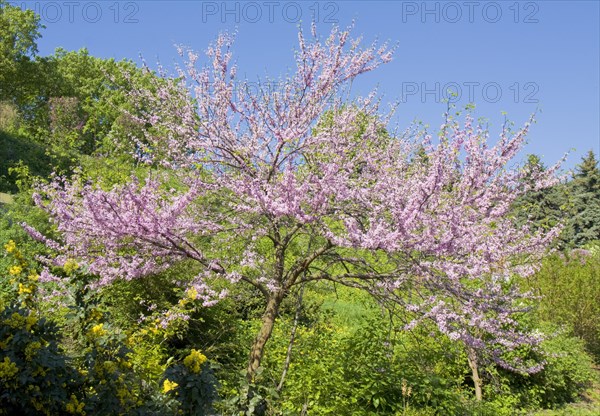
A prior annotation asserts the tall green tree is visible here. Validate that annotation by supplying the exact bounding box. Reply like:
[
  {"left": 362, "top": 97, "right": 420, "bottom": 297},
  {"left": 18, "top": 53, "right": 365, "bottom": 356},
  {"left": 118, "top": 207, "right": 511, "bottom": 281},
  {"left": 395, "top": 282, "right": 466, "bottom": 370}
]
[
  {"left": 514, "top": 154, "right": 566, "bottom": 234},
  {"left": 514, "top": 151, "right": 600, "bottom": 248},
  {"left": 569, "top": 150, "right": 600, "bottom": 246},
  {"left": 43, "top": 48, "right": 151, "bottom": 159},
  {"left": 0, "top": 1, "right": 42, "bottom": 104}
]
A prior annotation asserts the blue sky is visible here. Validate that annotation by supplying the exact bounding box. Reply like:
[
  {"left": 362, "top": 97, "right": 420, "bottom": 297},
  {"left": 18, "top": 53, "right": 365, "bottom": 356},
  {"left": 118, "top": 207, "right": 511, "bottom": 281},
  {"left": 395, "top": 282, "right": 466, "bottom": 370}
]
[{"left": 14, "top": 0, "right": 600, "bottom": 172}]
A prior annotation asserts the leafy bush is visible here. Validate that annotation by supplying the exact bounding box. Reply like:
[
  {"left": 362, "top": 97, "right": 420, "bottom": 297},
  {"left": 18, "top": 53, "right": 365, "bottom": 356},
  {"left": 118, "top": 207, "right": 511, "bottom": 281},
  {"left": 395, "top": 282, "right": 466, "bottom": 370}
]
[
  {"left": 162, "top": 349, "right": 219, "bottom": 415},
  {"left": 0, "top": 304, "right": 82, "bottom": 415},
  {"left": 526, "top": 248, "right": 600, "bottom": 359},
  {"left": 498, "top": 329, "right": 596, "bottom": 410},
  {"left": 0, "top": 130, "right": 53, "bottom": 193},
  {"left": 0, "top": 240, "right": 220, "bottom": 415}
]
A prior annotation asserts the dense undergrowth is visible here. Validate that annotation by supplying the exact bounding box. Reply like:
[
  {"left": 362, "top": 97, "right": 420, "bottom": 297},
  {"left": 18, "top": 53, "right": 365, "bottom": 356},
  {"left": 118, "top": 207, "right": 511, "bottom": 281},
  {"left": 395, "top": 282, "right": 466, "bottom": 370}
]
[{"left": 1, "top": 231, "right": 599, "bottom": 415}]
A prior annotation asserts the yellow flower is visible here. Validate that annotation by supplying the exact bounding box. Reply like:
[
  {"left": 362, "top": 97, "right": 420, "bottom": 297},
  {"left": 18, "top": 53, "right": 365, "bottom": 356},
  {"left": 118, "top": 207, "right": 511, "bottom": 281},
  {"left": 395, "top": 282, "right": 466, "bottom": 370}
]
[
  {"left": 4, "top": 312, "right": 25, "bottom": 329},
  {"left": 183, "top": 349, "right": 207, "bottom": 374},
  {"left": 4, "top": 240, "right": 16, "bottom": 253},
  {"left": 8, "top": 265, "right": 22, "bottom": 275},
  {"left": 25, "top": 341, "right": 42, "bottom": 361},
  {"left": 186, "top": 287, "right": 198, "bottom": 300},
  {"left": 103, "top": 360, "right": 117, "bottom": 373},
  {"left": 162, "top": 379, "right": 179, "bottom": 393},
  {"left": 28, "top": 273, "right": 39, "bottom": 282},
  {"left": 89, "top": 323, "right": 107, "bottom": 338},
  {"left": 0, "top": 356, "right": 19, "bottom": 379},
  {"left": 63, "top": 259, "right": 80, "bottom": 275},
  {"left": 18, "top": 283, "right": 33, "bottom": 295},
  {"left": 65, "top": 394, "right": 85, "bottom": 415},
  {"left": 180, "top": 287, "right": 199, "bottom": 306},
  {"left": 25, "top": 314, "right": 37, "bottom": 331}
]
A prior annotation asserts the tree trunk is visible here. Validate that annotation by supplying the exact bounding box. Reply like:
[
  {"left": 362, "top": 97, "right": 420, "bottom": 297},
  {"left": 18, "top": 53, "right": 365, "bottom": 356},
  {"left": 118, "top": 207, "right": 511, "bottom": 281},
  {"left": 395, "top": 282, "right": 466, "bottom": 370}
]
[
  {"left": 467, "top": 347, "right": 483, "bottom": 401},
  {"left": 247, "top": 293, "right": 283, "bottom": 382},
  {"left": 277, "top": 284, "right": 305, "bottom": 391}
]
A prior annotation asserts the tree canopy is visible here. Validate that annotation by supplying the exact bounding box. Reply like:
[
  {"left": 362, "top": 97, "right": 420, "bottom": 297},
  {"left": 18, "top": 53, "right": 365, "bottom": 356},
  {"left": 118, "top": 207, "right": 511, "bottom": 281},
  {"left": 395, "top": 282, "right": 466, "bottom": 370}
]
[{"left": 27, "top": 26, "right": 563, "bottom": 383}]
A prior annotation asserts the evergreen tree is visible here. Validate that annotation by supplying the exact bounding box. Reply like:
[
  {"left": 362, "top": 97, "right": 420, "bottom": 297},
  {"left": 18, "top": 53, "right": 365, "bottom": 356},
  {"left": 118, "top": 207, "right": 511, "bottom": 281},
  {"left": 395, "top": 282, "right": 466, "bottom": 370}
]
[
  {"left": 570, "top": 150, "right": 600, "bottom": 246},
  {"left": 513, "top": 154, "right": 566, "bottom": 238}
]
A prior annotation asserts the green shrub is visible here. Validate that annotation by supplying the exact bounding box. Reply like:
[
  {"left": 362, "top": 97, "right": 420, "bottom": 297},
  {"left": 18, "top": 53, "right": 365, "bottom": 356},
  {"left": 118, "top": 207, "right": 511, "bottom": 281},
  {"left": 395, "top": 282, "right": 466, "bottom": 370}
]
[
  {"left": 526, "top": 248, "right": 600, "bottom": 359},
  {"left": 0, "top": 304, "right": 82, "bottom": 415},
  {"left": 484, "top": 327, "right": 596, "bottom": 411},
  {"left": 162, "top": 349, "right": 219, "bottom": 415},
  {"left": 0, "top": 130, "right": 54, "bottom": 193},
  {"left": 0, "top": 240, "right": 219, "bottom": 415}
]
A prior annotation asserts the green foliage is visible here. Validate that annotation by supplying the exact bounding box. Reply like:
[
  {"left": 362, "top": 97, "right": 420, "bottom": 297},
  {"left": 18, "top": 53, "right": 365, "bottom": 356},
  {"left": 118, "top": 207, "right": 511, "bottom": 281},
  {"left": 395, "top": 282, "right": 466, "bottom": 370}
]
[
  {"left": 532, "top": 331, "right": 596, "bottom": 407},
  {"left": 0, "top": 5, "right": 156, "bottom": 192},
  {"left": 0, "top": 130, "right": 54, "bottom": 193},
  {"left": 221, "top": 289, "right": 469, "bottom": 416},
  {"left": 569, "top": 152, "right": 600, "bottom": 246},
  {"left": 0, "top": 240, "right": 220, "bottom": 415},
  {"left": 162, "top": 349, "right": 219, "bottom": 415},
  {"left": 40, "top": 48, "right": 153, "bottom": 159},
  {"left": 0, "top": 100, "right": 19, "bottom": 132},
  {"left": 0, "top": 0, "right": 42, "bottom": 102},
  {"left": 212, "top": 281, "right": 598, "bottom": 415},
  {"left": 485, "top": 328, "right": 596, "bottom": 411},
  {"left": 514, "top": 151, "right": 600, "bottom": 248},
  {"left": 0, "top": 305, "right": 82, "bottom": 415},
  {"left": 525, "top": 248, "right": 600, "bottom": 359}
]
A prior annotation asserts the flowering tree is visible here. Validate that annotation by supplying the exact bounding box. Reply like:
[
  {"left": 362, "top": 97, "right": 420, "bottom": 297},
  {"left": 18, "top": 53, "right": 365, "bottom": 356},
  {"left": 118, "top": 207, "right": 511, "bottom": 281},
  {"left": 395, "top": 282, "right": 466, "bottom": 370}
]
[{"left": 27, "top": 25, "right": 561, "bottom": 387}]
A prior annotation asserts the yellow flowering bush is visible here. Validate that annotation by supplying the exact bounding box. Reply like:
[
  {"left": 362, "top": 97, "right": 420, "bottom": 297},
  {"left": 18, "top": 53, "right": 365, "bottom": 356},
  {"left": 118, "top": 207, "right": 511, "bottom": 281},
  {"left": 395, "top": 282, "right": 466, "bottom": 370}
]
[
  {"left": 2, "top": 240, "right": 39, "bottom": 308},
  {"left": 184, "top": 349, "right": 208, "bottom": 374},
  {"left": 63, "top": 259, "right": 80, "bottom": 275},
  {"left": 162, "top": 349, "right": 217, "bottom": 414},
  {"left": 1, "top": 240, "right": 216, "bottom": 415},
  {"left": 8, "top": 265, "right": 22, "bottom": 276},
  {"left": 0, "top": 356, "right": 18, "bottom": 379},
  {"left": 0, "top": 305, "right": 83, "bottom": 415},
  {"left": 65, "top": 395, "right": 85, "bottom": 415},
  {"left": 89, "top": 323, "right": 107, "bottom": 338},
  {"left": 3, "top": 240, "right": 16, "bottom": 254}
]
